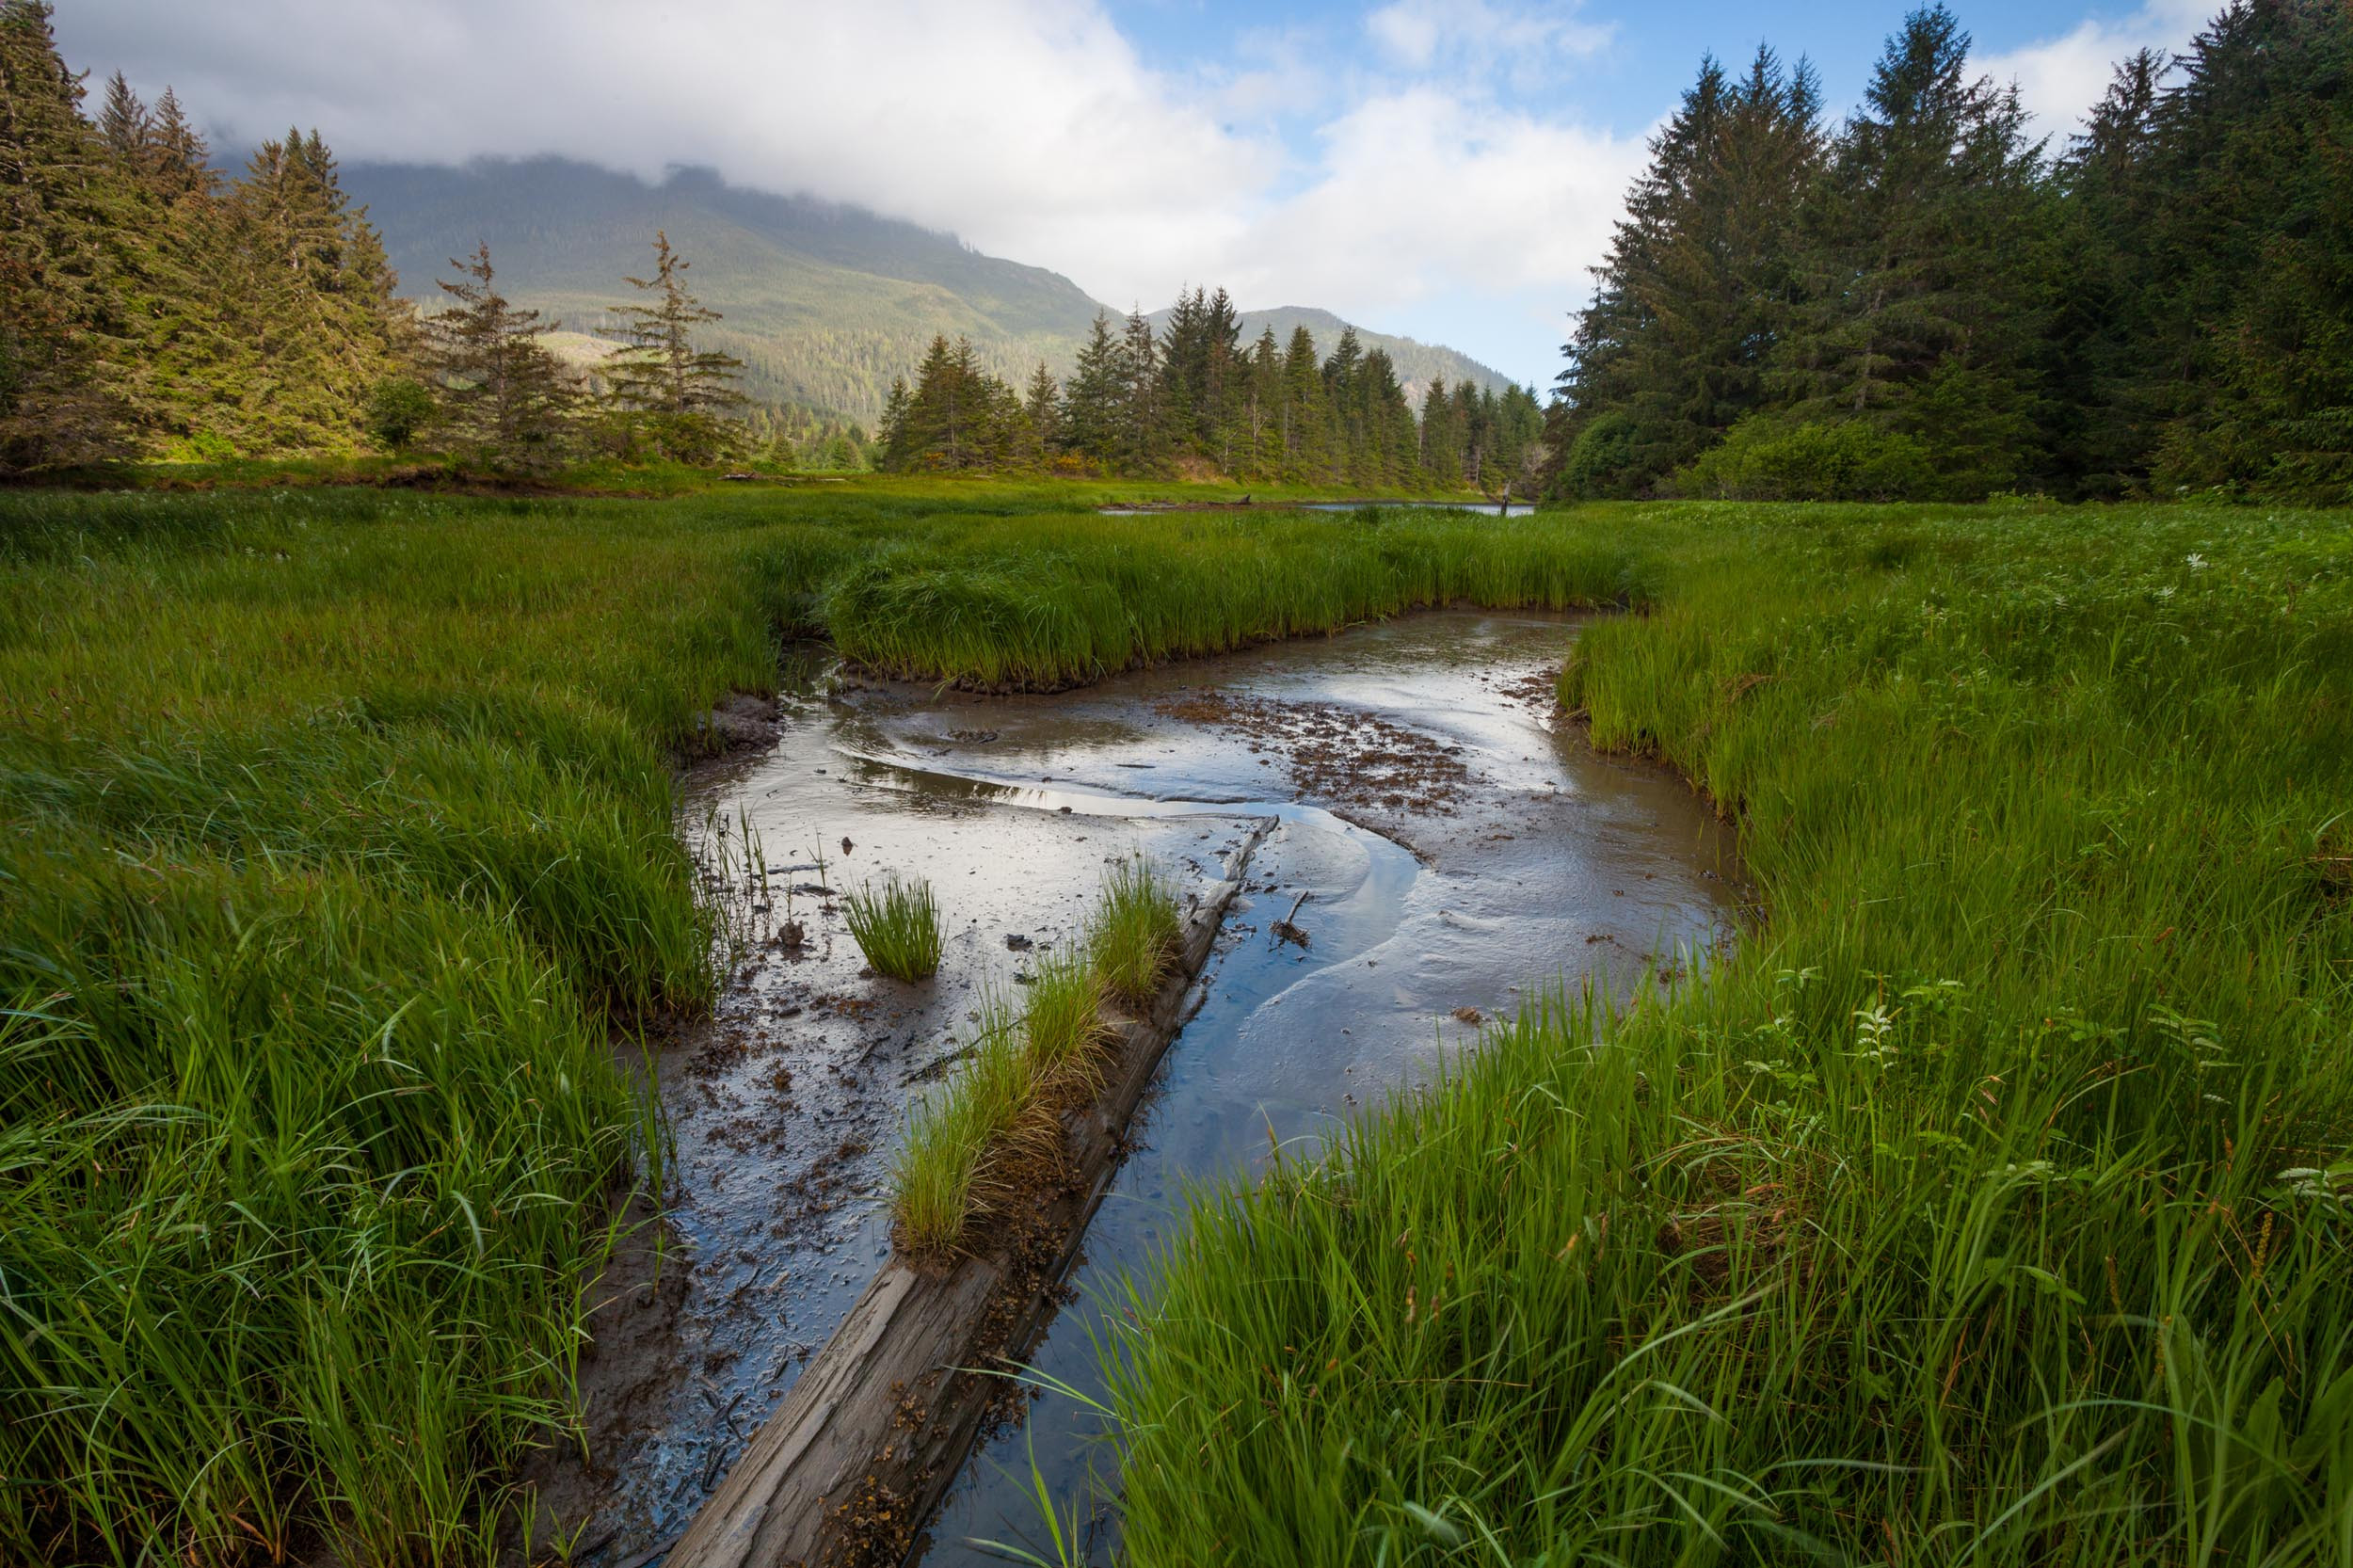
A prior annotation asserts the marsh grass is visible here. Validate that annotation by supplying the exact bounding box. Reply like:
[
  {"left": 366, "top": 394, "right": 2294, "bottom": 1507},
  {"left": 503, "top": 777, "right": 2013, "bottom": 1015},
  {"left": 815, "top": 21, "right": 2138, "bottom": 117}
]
[
  {"left": 12, "top": 484, "right": 2345, "bottom": 1561},
  {"left": 1104, "top": 503, "right": 2353, "bottom": 1564},
  {"left": 1021, "top": 949, "right": 1114, "bottom": 1091},
  {"left": 892, "top": 868, "right": 1179, "bottom": 1257},
  {"left": 892, "top": 991, "right": 1033, "bottom": 1256},
  {"left": 843, "top": 873, "right": 945, "bottom": 981},
  {"left": 1089, "top": 858, "right": 1184, "bottom": 1007}
]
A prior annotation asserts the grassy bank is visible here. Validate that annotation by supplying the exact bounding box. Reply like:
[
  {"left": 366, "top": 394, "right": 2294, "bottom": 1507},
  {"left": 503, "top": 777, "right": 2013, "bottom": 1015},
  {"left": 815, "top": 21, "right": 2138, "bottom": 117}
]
[
  {"left": 0, "top": 490, "right": 791, "bottom": 1563},
  {"left": 1107, "top": 504, "right": 2353, "bottom": 1562},
  {"left": 6, "top": 486, "right": 2345, "bottom": 1561}
]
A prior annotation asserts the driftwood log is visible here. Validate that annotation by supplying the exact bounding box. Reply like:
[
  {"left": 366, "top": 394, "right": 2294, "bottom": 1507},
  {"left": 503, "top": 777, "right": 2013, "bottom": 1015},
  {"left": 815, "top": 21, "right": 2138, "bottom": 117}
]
[{"left": 667, "top": 823, "right": 1273, "bottom": 1568}]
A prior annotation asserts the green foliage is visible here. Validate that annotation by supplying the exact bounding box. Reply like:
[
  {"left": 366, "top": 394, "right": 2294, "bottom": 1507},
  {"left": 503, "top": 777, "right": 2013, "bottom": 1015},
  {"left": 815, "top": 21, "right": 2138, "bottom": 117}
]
[
  {"left": 364, "top": 375, "right": 435, "bottom": 449},
  {"left": 1554, "top": 1, "right": 2353, "bottom": 504},
  {"left": 1672, "top": 414, "right": 1935, "bottom": 500},
  {"left": 1106, "top": 500, "right": 2353, "bottom": 1563},
  {"left": 842, "top": 874, "right": 945, "bottom": 982},
  {"left": 0, "top": 12, "right": 412, "bottom": 472},
  {"left": 0, "top": 486, "right": 785, "bottom": 1562}
]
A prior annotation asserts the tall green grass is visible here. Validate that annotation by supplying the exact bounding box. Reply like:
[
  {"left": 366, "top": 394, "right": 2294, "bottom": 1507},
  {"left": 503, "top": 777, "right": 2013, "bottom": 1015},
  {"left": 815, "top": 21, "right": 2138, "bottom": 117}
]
[
  {"left": 892, "top": 871, "right": 1175, "bottom": 1257},
  {"left": 13, "top": 482, "right": 2345, "bottom": 1562},
  {"left": 1104, "top": 503, "right": 2353, "bottom": 1563},
  {"left": 843, "top": 873, "right": 945, "bottom": 981},
  {"left": 1091, "top": 858, "right": 1184, "bottom": 1006},
  {"left": 0, "top": 489, "right": 789, "bottom": 1563}
]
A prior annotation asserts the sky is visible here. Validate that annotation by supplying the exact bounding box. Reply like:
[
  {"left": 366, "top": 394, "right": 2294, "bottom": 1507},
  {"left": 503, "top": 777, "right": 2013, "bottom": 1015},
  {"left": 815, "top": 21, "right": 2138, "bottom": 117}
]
[{"left": 56, "top": 0, "right": 2220, "bottom": 386}]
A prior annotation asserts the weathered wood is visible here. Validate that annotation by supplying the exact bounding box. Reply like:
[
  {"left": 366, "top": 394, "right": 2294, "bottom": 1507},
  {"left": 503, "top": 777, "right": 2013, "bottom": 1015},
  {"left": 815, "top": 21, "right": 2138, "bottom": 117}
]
[{"left": 667, "top": 824, "right": 1273, "bottom": 1568}]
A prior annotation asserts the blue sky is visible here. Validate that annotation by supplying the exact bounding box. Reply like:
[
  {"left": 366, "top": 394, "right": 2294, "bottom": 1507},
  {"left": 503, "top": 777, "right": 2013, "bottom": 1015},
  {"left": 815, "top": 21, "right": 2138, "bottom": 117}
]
[{"left": 61, "top": 0, "right": 2219, "bottom": 386}]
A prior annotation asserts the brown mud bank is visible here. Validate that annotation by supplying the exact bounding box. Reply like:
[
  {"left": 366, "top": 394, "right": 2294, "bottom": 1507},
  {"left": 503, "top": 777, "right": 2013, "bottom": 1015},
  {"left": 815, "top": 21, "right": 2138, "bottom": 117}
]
[{"left": 535, "top": 612, "right": 1743, "bottom": 1567}]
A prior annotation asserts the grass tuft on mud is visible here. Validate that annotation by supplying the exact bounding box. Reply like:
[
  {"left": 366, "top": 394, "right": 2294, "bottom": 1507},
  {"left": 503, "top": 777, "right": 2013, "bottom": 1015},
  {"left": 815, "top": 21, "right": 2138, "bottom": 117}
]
[
  {"left": 891, "top": 865, "right": 1178, "bottom": 1258},
  {"left": 1090, "top": 858, "right": 1184, "bottom": 1006},
  {"left": 843, "top": 873, "right": 945, "bottom": 981}
]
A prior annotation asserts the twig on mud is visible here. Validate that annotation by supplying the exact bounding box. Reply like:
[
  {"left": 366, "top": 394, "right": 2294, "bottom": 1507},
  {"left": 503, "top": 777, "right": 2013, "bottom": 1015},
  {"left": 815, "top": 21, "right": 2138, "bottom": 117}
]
[{"left": 1273, "top": 889, "right": 1312, "bottom": 948}]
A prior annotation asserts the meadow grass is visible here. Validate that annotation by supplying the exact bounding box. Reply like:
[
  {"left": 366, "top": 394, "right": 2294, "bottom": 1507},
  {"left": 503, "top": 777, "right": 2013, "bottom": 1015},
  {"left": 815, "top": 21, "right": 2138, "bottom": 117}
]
[
  {"left": 842, "top": 873, "right": 945, "bottom": 981},
  {"left": 1102, "top": 502, "right": 2353, "bottom": 1564}
]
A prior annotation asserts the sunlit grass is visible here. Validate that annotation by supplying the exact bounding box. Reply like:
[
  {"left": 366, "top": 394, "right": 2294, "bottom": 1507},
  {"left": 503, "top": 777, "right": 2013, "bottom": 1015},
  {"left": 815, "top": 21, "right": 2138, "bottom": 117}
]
[
  {"left": 1104, "top": 501, "right": 2353, "bottom": 1564},
  {"left": 8, "top": 483, "right": 2346, "bottom": 1560},
  {"left": 890, "top": 866, "right": 1178, "bottom": 1258},
  {"left": 892, "top": 991, "right": 1032, "bottom": 1256},
  {"left": 1090, "top": 857, "right": 1183, "bottom": 1007},
  {"left": 1022, "top": 948, "right": 1113, "bottom": 1089},
  {"left": 843, "top": 873, "right": 944, "bottom": 981}
]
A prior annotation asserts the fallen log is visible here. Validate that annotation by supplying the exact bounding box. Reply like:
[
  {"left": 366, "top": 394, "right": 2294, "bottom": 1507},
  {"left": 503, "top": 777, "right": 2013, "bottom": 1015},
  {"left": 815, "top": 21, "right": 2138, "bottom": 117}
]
[{"left": 667, "top": 823, "right": 1273, "bottom": 1568}]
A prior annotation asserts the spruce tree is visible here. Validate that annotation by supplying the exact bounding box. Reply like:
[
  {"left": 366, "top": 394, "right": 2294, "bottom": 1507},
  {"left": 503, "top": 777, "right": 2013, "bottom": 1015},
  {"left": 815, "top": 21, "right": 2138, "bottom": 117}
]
[
  {"left": 1279, "top": 325, "right": 1335, "bottom": 483},
  {"left": 1553, "top": 47, "right": 1822, "bottom": 497},
  {"left": 1060, "top": 312, "right": 1125, "bottom": 467},
  {"left": 1022, "top": 360, "right": 1061, "bottom": 466},
  {"left": 606, "top": 230, "right": 747, "bottom": 464},
  {"left": 1769, "top": 6, "right": 2053, "bottom": 496},
  {"left": 0, "top": 0, "right": 133, "bottom": 471},
  {"left": 424, "top": 242, "right": 576, "bottom": 471},
  {"left": 1117, "top": 309, "right": 1165, "bottom": 472}
]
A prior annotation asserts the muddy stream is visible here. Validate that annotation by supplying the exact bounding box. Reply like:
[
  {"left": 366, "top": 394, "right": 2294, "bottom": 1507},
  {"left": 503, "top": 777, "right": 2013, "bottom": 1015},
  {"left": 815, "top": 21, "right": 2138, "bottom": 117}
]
[{"left": 546, "top": 610, "right": 1741, "bottom": 1566}]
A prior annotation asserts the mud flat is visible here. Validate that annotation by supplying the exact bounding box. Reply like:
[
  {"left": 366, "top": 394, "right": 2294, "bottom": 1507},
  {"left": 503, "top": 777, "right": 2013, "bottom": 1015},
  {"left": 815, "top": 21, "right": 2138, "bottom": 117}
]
[{"left": 543, "top": 612, "right": 1741, "bottom": 1565}]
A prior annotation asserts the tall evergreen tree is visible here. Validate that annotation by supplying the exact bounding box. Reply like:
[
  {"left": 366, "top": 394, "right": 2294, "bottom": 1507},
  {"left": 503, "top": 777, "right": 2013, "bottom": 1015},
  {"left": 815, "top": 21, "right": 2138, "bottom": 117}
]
[
  {"left": 1117, "top": 309, "right": 1166, "bottom": 472},
  {"left": 606, "top": 230, "right": 747, "bottom": 463},
  {"left": 1059, "top": 312, "right": 1125, "bottom": 467},
  {"left": 1022, "top": 360, "right": 1061, "bottom": 466},
  {"left": 1552, "top": 47, "right": 1823, "bottom": 496},
  {"left": 424, "top": 243, "right": 575, "bottom": 471},
  {"left": 1769, "top": 6, "right": 2053, "bottom": 495},
  {"left": 0, "top": 0, "right": 133, "bottom": 471}
]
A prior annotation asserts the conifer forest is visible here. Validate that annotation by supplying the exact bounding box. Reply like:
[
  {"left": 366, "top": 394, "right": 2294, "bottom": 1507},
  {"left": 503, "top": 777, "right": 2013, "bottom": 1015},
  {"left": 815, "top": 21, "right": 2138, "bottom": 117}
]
[{"left": 3, "top": 3, "right": 2351, "bottom": 1567}]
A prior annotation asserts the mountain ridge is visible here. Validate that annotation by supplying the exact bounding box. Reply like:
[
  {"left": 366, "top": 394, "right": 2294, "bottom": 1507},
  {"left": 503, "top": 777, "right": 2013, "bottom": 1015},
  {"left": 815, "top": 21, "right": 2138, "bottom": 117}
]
[{"left": 344, "top": 156, "right": 1513, "bottom": 425}]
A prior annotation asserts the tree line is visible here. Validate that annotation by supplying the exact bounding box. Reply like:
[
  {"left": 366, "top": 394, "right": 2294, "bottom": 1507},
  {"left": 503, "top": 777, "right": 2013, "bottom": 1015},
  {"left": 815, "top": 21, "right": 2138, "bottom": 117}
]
[
  {"left": 0, "top": 0, "right": 764, "bottom": 475},
  {"left": 876, "top": 291, "right": 1546, "bottom": 491},
  {"left": 1550, "top": 0, "right": 2353, "bottom": 504}
]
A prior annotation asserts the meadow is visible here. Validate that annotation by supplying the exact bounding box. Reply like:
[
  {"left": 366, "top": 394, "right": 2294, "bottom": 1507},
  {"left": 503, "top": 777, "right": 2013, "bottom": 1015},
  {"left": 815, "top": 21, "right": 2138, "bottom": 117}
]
[{"left": 0, "top": 480, "right": 2345, "bottom": 1563}]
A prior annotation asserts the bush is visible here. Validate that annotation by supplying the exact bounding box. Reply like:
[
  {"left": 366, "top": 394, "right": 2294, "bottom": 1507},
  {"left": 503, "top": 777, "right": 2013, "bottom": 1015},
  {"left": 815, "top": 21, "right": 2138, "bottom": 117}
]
[
  {"left": 1673, "top": 415, "right": 1935, "bottom": 501},
  {"left": 364, "top": 377, "right": 436, "bottom": 451},
  {"left": 1552, "top": 410, "right": 1641, "bottom": 499}
]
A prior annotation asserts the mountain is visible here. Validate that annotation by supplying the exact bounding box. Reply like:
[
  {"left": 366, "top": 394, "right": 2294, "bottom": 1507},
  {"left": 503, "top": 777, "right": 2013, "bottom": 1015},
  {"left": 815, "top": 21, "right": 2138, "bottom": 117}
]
[
  {"left": 344, "top": 156, "right": 1515, "bottom": 427},
  {"left": 1149, "top": 304, "right": 1519, "bottom": 408}
]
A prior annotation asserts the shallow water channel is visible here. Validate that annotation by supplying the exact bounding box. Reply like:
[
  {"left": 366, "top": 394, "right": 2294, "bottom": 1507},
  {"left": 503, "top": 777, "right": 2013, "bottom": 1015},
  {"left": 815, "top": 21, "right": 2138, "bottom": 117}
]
[{"left": 565, "top": 611, "right": 1739, "bottom": 1566}]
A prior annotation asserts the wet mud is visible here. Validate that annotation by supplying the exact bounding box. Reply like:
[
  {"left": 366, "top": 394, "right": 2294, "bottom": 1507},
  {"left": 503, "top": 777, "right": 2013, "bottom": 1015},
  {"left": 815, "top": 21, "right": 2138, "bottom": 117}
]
[{"left": 543, "top": 612, "right": 1742, "bottom": 1566}]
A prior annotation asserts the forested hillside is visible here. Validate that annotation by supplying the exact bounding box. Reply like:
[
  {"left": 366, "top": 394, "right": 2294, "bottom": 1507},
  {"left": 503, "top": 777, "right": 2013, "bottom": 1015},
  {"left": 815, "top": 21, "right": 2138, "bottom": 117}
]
[
  {"left": 345, "top": 157, "right": 1106, "bottom": 426},
  {"left": 1551, "top": 0, "right": 2353, "bottom": 503}
]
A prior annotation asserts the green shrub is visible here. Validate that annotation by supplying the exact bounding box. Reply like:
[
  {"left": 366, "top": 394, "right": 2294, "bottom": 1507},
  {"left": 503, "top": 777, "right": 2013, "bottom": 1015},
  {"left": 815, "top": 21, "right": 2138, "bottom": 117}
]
[{"left": 1673, "top": 415, "right": 1935, "bottom": 501}]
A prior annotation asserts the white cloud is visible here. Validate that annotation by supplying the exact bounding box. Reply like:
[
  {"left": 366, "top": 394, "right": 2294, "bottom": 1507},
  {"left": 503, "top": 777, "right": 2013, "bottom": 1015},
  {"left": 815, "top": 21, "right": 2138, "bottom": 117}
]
[
  {"left": 56, "top": 0, "right": 1644, "bottom": 383},
  {"left": 1979, "top": 0, "right": 2213, "bottom": 145},
  {"left": 1366, "top": 0, "right": 1614, "bottom": 78}
]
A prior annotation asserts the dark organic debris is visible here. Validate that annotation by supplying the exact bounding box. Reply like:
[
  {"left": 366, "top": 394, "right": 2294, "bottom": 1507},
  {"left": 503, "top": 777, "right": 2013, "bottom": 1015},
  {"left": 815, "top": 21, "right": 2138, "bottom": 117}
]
[{"left": 1158, "top": 690, "right": 1475, "bottom": 815}]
